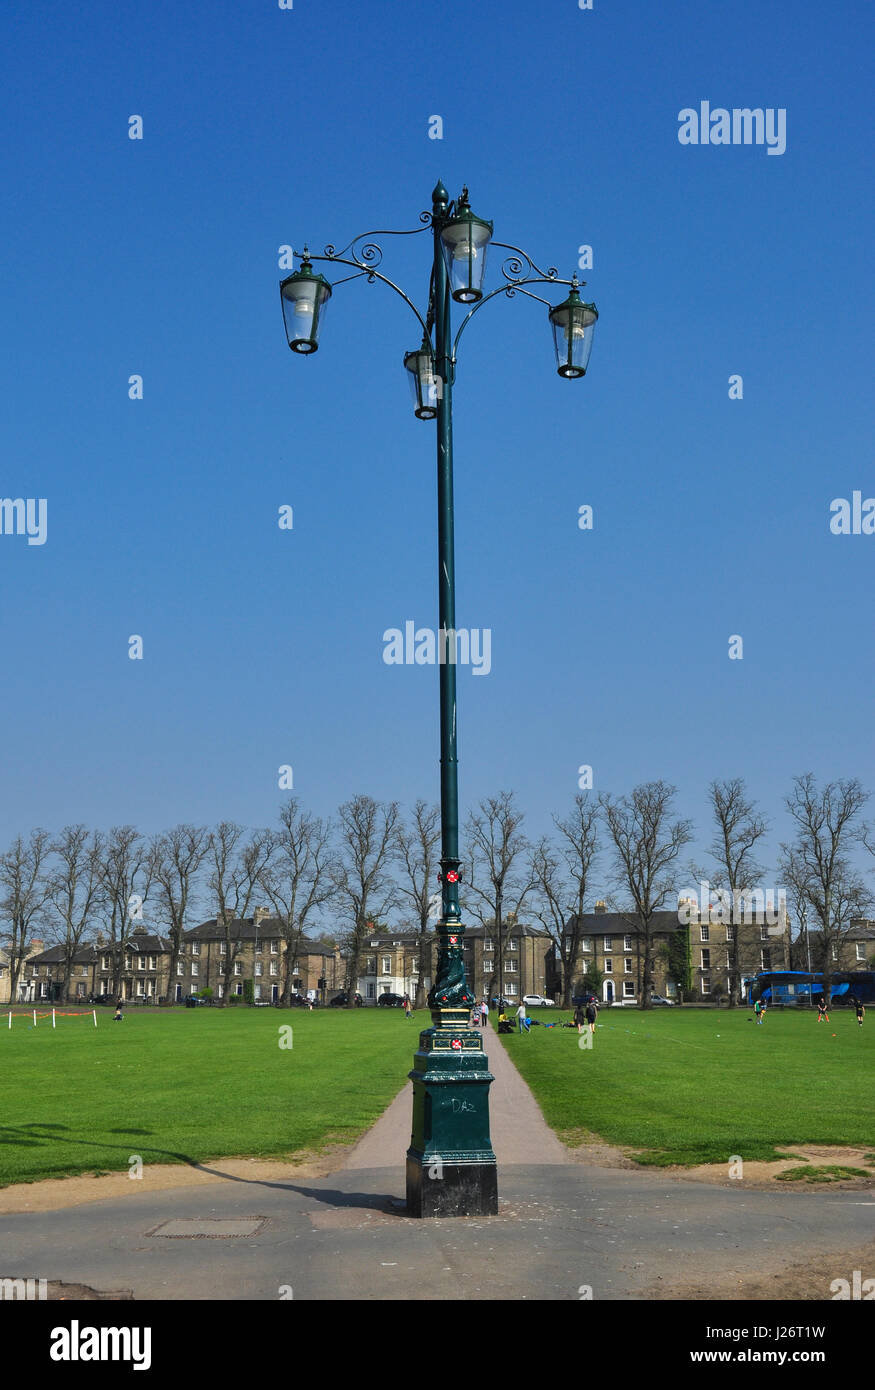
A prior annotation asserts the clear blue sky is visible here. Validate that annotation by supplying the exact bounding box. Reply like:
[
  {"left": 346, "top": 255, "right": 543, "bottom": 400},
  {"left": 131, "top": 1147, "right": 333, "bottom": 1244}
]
[{"left": 1, "top": 0, "right": 872, "bottom": 894}]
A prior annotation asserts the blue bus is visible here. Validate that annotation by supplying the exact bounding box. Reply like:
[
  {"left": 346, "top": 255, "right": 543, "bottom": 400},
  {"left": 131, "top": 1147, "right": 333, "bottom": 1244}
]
[{"left": 745, "top": 970, "right": 875, "bottom": 1007}]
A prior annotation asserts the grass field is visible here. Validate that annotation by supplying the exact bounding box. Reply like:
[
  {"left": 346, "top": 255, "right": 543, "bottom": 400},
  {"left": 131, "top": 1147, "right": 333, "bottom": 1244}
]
[
  {"left": 3, "top": 1005, "right": 873, "bottom": 1187},
  {"left": 0, "top": 1007, "right": 423, "bottom": 1187},
  {"left": 498, "top": 1006, "right": 875, "bottom": 1165}
]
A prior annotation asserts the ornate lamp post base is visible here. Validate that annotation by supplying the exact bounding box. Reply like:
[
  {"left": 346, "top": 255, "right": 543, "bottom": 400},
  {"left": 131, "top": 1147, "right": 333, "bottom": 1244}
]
[{"left": 406, "top": 975, "right": 498, "bottom": 1217}]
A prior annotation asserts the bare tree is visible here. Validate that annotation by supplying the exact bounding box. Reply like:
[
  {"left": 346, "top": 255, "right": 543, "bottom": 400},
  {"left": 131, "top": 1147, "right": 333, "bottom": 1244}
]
[
  {"left": 780, "top": 775, "right": 870, "bottom": 1002},
  {"left": 531, "top": 793, "right": 599, "bottom": 1006},
  {"left": 99, "top": 826, "right": 154, "bottom": 999},
  {"left": 334, "top": 795, "right": 399, "bottom": 1004},
  {"left": 600, "top": 782, "right": 693, "bottom": 1009},
  {"left": 207, "top": 821, "right": 274, "bottom": 1005},
  {"left": 150, "top": 825, "right": 209, "bottom": 1002},
  {"left": 781, "top": 776, "right": 870, "bottom": 995},
  {"left": 395, "top": 800, "right": 441, "bottom": 1008},
  {"left": 47, "top": 826, "right": 104, "bottom": 1002},
  {"left": 705, "top": 778, "right": 769, "bottom": 1007},
  {"left": 259, "top": 801, "right": 335, "bottom": 1005},
  {"left": 465, "top": 791, "right": 533, "bottom": 1005},
  {"left": 0, "top": 830, "right": 52, "bottom": 1002}
]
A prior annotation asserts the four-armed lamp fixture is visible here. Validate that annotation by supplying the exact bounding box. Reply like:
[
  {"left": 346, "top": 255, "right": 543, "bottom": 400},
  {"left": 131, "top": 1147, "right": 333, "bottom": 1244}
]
[{"left": 280, "top": 181, "right": 598, "bottom": 1217}]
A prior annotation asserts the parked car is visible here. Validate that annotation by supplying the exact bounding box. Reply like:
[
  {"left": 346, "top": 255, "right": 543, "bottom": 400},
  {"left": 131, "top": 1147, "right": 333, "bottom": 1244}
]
[
  {"left": 183, "top": 994, "right": 210, "bottom": 1007},
  {"left": 522, "top": 994, "right": 554, "bottom": 1008},
  {"left": 649, "top": 994, "right": 674, "bottom": 1006},
  {"left": 571, "top": 992, "right": 599, "bottom": 1007},
  {"left": 489, "top": 996, "right": 514, "bottom": 1009},
  {"left": 329, "top": 991, "right": 363, "bottom": 1007},
  {"left": 377, "top": 993, "right": 405, "bottom": 1007}
]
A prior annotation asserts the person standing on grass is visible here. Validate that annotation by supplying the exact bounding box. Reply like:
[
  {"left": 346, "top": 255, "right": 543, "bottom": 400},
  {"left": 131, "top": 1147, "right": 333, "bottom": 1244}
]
[
  {"left": 573, "top": 1003, "right": 585, "bottom": 1035},
  {"left": 516, "top": 1002, "right": 530, "bottom": 1033},
  {"left": 585, "top": 1001, "right": 597, "bottom": 1037},
  {"left": 754, "top": 998, "right": 764, "bottom": 1025},
  {"left": 113, "top": 1000, "right": 124, "bottom": 1022},
  {"left": 817, "top": 996, "right": 830, "bottom": 1024},
  {"left": 854, "top": 999, "right": 865, "bottom": 1028}
]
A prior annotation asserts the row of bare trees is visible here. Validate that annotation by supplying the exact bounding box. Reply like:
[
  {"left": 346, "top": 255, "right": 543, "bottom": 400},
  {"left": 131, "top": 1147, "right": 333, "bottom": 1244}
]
[{"left": 1, "top": 776, "right": 872, "bottom": 1007}]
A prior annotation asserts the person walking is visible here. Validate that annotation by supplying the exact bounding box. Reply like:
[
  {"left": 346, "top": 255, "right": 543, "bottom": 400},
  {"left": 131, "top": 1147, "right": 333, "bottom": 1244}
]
[
  {"left": 404, "top": 994, "right": 412, "bottom": 1020},
  {"left": 585, "top": 1001, "right": 597, "bottom": 1037},
  {"left": 573, "top": 1003, "right": 585, "bottom": 1035},
  {"left": 754, "top": 998, "right": 765, "bottom": 1025},
  {"left": 516, "top": 1002, "right": 531, "bottom": 1034},
  {"left": 480, "top": 998, "right": 489, "bottom": 1029},
  {"left": 854, "top": 999, "right": 865, "bottom": 1028}
]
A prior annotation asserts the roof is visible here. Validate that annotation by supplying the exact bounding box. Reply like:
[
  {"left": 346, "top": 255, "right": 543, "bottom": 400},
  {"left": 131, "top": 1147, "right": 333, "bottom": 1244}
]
[
  {"left": 27, "top": 945, "right": 98, "bottom": 965},
  {"left": 185, "top": 919, "right": 335, "bottom": 956}
]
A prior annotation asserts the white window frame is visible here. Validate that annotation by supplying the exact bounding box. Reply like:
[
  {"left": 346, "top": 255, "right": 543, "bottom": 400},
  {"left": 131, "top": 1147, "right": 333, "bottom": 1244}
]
[
  {"left": 624, "top": 958, "right": 633, "bottom": 973},
  {"left": 700, "top": 924, "right": 710, "bottom": 943},
  {"left": 603, "top": 937, "right": 613, "bottom": 952},
  {"left": 603, "top": 958, "right": 613, "bottom": 973}
]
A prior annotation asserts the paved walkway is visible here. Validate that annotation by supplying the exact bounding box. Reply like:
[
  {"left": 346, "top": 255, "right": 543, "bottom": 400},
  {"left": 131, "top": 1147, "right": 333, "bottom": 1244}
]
[{"left": 342, "top": 1019, "right": 569, "bottom": 1169}]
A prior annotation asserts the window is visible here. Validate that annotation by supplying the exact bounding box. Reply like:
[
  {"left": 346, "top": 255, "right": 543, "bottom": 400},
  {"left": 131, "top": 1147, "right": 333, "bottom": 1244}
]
[
  {"left": 604, "top": 959, "right": 613, "bottom": 973},
  {"left": 760, "top": 926, "right": 769, "bottom": 942},
  {"left": 701, "top": 950, "right": 711, "bottom": 969},
  {"left": 137, "top": 981, "right": 145, "bottom": 997},
  {"left": 761, "top": 949, "right": 771, "bottom": 970},
  {"left": 125, "top": 955, "right": 133, "bottom": 971},
  {"left": 177, "top": 962, "right": 185, "bottom": 976},
  {"left": 701, "top": 976, "right": 711, "bottom": 994},
  {"left": 624, "top": 958, "right": 633, "bottom": 973},
  {"left": 700, "top": 924, "right": 710, "bottom": 943},
  {"left": 505, "top": 983, "right": 517, "bottom": 997},
  {"left": 191, "top": 963, "right": 198, "bottom": 978},
  {"left": 234, "top": 962, "right": 242, "bottom": 976},
  {"left": 255, "top": 962, "right": 263, "bottom": 976},
  {"left": 505, "top": 962, "right": 517, "bottom": 974},
  {"left": 79, "top": 964, "right": 88, "bottom": 976},
  {"left": 76, "top": 982, "right": 86, "bottom": 997},
  {"left": 624, "top": 935, "right": 633, "bottom": 951},
  {"left": 102, "top": 954, "right": 110, "bottom": 971},
  {"left": 507, "top": 940, "right": 517, "bottom": 953},
  {"left": 219, "top": 942, "right": 227, "bottom": 955},
  {"left": 217, "top": 983, "right": 224, "bottom": 999},
  {"left": 149, "top": 955, "right": 157, "bottom": 970},
  {"left": 191, "top": 943, "right": 200, "bottom": 957},
  {"left": 580, "top": 937, "right": 593, "bottom": 953},
  {"left": 623, "top": 981, "right": 635, "bottom": 998},
  {"left": 725, "top": 925, "right": 735, "bottom": 943},
  {"left": 857, "top": 944, "right": 866, "bottom": 961},
  {"left": 603, "top": 938, "right": 613, "bottom": 952},
  {"left": 365, "top": 957, "right": 376, "bottom": 974},
  {"left": 831, "top": 944, "right": 838, "bottom": 962},
  {"left": 270, "top": 940, "right": 278, "bottom": 953},
  {"left": 382, "top": 956, "right": 392, "bottom": 974},
  {"left": 367, "top": 983, "right": 376, "bottom": 999},
  {"left": 270, "top": 962, "right": 278, "bottom": 976}
]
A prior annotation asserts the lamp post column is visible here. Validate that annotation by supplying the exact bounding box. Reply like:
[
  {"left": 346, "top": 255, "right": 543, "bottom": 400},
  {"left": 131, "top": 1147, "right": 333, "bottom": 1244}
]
[{"left": 405, "top": 182, "right": 498, "bottom": 1217}]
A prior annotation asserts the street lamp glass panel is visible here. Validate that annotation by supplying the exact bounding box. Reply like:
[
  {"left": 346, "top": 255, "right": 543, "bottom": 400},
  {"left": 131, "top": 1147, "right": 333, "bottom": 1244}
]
[
  {"left": 549, "top": 295, "right": 598, "bottom": 378},
  {"left": 280, "top": 265, "right": 332, "bottom": 354},
  {"left": 404, "top": 344, "right": 439, "bottom": 420},
  {"left": 440, "top": 205, "right": 493, "bottom": 303}
]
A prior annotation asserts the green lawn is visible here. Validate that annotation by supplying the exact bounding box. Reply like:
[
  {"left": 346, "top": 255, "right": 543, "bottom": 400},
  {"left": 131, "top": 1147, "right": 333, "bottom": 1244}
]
[
  {"left": 0, "top": 1007, "right": 422, "bottom": 1187},
  {"left": 498, "top": 1006, "right": 875, "bottom": 1165}
]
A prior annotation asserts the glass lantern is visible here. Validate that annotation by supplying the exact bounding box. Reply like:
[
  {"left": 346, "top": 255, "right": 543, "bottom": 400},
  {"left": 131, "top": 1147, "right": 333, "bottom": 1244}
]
[
  {"left": 439, "top": 188, "right": 493, "bottom": 303},
  {"left": 404, "top": 341, "right": 440, "bottom": 420},
  {"left": 549, "top": 285, "right": 598, "bottom": 378},
  {"left": 280, "top": 255, "right": 332, "bottom": 354}
]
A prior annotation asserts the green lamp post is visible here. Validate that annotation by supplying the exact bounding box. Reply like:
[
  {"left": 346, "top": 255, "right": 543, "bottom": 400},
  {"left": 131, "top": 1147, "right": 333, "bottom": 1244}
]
[{"left": 281, "top": 182, "right": 598, "bottom": 1217}]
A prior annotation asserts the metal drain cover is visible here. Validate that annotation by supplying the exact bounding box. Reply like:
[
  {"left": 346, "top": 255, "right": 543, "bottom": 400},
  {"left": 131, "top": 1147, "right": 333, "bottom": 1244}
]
[{"left": 148, "top": 1218, "right": 267, "bottom": 1238}]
